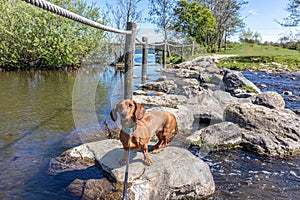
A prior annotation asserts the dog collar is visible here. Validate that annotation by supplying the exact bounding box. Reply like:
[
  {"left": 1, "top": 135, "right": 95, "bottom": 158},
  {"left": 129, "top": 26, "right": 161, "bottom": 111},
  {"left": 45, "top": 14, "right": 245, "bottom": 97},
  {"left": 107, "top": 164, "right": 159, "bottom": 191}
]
[{"left": 121, "top": 125, "right": 137, "bottom": 134}]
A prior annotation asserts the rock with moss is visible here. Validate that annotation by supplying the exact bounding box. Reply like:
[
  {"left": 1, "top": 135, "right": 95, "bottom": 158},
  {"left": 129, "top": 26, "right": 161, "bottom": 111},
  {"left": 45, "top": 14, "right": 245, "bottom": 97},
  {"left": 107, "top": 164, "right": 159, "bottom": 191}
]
[
  {"left": 187, "top": 122, "right": 243, "bottom": 150},
  {"left": 223, "top": 69, "right": 261, "bottom": 97}
]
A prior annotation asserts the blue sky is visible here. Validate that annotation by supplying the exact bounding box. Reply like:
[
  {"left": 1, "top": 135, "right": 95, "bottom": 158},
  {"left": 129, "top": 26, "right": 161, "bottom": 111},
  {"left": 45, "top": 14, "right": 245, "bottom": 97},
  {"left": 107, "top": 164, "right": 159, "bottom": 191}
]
[
  {"left": 90, "top": 0, "right": 298, "bottom": 43},
  {"left": 240, "top": 0, "right": 298, "bottom": 42}
]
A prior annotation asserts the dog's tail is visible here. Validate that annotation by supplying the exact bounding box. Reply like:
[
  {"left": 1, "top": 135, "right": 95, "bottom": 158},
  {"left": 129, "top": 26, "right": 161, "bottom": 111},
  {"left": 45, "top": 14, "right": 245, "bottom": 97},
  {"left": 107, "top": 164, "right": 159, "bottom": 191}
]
[
  {"left": 175, "top": 124, "right": 179, "bottom": 135},
  {"left": 170, "top": 121, "right": 191, "bottom": 148},
  {"left": 170, "top": 123, "right": 180, "bottom": 141}
]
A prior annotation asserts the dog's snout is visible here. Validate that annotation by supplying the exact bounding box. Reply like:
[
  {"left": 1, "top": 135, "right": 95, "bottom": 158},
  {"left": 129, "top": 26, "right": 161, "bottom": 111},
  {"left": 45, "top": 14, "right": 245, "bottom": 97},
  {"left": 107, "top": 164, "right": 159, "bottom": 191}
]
[{"left": 120, "top": 111, "right": 127, "bottom": 118}]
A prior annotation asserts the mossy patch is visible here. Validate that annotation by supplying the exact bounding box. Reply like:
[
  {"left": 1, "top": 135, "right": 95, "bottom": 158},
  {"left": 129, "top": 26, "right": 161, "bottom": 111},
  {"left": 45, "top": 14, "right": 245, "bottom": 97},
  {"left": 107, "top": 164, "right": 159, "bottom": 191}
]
[{"left": 242, "top": 85, "right": 259, "bottom": 94}]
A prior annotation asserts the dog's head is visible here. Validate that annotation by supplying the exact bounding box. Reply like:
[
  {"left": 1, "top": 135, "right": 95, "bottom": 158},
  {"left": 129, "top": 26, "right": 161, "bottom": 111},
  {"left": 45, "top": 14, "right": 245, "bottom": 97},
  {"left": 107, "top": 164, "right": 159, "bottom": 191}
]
[{"left": 110, "top": 99, "right": 146, "bottom": 127}]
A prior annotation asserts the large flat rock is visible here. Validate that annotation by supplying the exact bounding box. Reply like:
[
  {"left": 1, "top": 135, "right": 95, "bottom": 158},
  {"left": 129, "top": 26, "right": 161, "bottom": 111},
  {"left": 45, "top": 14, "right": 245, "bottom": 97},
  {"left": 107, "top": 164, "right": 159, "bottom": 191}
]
[{"left": 85, "top": 139, "right": 215, "bottom": 199}]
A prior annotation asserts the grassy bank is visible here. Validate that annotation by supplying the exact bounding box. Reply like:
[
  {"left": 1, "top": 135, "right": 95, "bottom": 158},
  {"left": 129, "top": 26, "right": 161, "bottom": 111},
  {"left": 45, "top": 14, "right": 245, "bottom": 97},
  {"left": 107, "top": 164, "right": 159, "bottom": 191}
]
[{"left": 216, "top": 44, "right": 300, "bottom": 71}]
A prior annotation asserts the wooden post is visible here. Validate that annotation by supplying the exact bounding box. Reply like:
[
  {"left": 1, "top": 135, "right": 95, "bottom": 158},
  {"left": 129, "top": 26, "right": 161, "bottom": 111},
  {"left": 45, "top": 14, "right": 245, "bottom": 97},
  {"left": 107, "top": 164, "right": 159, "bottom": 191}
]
[
  {"left": 142, "top": 37, "right": 148, "bottom": 84},
  {"left": 124, "top": 22, "right": 137, "bottom": 99},
  {"left": 181, "top": 44, "right": 184, "bottom": 61},
  {"left": 191, "top": 41, "right": 195, "bottom": 57},
  {"left": 163, "top": 40, "right": 167, "bottom": 68}
]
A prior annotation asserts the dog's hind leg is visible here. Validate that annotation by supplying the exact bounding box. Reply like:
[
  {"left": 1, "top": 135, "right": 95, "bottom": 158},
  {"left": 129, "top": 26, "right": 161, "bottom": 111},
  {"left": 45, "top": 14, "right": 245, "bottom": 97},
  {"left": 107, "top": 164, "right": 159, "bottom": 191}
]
[{"left": 151, "top": 131, "right": 164, "bottom": 153}]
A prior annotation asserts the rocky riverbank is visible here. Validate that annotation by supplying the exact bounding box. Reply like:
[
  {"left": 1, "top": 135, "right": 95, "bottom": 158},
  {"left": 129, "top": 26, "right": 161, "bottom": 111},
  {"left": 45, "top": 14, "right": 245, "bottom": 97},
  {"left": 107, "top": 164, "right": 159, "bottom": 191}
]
[{"left": 49, "top": 56, "right": 300, "bottom": 199}]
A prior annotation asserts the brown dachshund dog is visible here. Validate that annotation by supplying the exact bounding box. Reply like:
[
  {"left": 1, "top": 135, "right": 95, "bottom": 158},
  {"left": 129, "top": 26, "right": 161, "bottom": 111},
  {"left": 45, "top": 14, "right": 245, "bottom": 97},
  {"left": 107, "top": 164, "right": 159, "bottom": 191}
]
[{"left": 110, "top": 99, "right": 178, "bottom": 165}]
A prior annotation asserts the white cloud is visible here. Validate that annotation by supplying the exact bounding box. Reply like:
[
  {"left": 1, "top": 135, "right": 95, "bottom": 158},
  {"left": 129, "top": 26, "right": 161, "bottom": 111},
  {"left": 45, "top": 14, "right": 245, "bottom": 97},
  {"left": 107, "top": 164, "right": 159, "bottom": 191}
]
[
  {"left": 137, "top": 27, "right": 164, "bottom": 44},
  {"left": 248, "top": 9, "right": 259, "bottom": 16}
]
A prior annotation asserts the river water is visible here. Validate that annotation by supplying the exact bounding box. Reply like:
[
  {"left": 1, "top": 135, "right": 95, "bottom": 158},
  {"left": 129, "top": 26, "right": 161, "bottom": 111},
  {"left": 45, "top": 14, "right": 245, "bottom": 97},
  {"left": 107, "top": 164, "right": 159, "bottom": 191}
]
[{"left": 0, "top": 55, "right": 299, "bottom": 199}]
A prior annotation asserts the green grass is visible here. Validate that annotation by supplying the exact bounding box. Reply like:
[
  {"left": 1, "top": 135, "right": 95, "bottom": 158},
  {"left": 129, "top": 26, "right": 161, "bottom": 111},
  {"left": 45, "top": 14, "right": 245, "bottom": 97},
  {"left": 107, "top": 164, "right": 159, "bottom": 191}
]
[{"left": 216, "top": 43, "right": 300, "bottom": 70}]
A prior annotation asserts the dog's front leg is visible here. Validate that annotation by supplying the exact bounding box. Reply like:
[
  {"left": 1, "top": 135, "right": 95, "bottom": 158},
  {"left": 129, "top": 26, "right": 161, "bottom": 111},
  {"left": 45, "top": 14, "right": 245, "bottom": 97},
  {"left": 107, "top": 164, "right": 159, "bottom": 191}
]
[
  {"left": 142, "top": 144, "right": 152, "bottom": 165},
  {"left": 120, "top": 149, "right": 129, "bottom": 165},
  {"left": 119, "top": 130, "right": 130, "bottom": 165}
]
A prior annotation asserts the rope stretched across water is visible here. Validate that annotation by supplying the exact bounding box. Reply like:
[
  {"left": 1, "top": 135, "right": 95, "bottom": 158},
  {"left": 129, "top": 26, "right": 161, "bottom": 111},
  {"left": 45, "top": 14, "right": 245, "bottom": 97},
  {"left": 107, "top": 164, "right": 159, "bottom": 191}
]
[{"left": 22, "top": 0, "right": 131, "bottom": 35}]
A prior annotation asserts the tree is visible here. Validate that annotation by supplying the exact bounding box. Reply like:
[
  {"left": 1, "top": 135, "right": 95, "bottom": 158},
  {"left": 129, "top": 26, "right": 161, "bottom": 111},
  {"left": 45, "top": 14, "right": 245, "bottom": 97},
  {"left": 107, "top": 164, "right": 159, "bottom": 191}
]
[
  {"left": 239, "top": 28, "right": 261, "bottom": 44},
  {"left": 106, "top": 0, "right": 143, "bottom": 29},
  {"left": 172, "top": 0, "right": 216, "bottom": 50},
  {"left": 281, "top": 0, "right": 300, "bottom": 27},
  {"left": 254, "top": 32, "right": 262, "bottom": 42},
  {"left": 148, "top": 0, "right": 178, "bottom": 42},
  {"left": 278, "top": 31, "right": 300, "bottom": 50},
  {"left": 106, "top": 0, "right": 143, "bottom": 61},
  {"left": 197, "top": 0, "right": 248, "bottom": 51},
  {"left": 0, "top": 0, "right": 107, "bottom": 70}
]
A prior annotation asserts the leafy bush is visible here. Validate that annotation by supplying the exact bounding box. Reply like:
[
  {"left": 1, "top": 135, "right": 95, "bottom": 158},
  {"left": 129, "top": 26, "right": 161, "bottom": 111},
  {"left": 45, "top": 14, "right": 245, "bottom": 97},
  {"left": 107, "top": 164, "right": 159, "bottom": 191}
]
[
  {"left": 0, "top": 0, "right": 107, "bottom": 70},
  {"left": 169, "top": 56, "right": 186, "bottom": 64}
]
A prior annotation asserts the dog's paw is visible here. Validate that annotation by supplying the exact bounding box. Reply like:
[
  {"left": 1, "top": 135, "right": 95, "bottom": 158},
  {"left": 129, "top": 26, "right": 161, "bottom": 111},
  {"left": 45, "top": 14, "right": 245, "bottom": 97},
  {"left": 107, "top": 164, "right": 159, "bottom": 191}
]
[
  {"left": 144, "top": 158, "right": 152, "bottom": 165},
  {"left": 119, "top": 159, "right": 126, "bottom": 165},
  {"left": 152, "top": 148, "right": 162, "bottom": 154}
]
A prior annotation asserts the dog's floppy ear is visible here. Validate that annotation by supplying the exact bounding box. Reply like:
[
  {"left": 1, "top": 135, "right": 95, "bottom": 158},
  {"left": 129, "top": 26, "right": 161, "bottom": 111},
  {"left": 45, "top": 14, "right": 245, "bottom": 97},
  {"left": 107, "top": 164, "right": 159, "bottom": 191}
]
[
  {"left": 110, "top": 104, "right": 118, "bottom": 121},
  {"left": 134, "top": 101, "right": 146, "bottom": 120}
]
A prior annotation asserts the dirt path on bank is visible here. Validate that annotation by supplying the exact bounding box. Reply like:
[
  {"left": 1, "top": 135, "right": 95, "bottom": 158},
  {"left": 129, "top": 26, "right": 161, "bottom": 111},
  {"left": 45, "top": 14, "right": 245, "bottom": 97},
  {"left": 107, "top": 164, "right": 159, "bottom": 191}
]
[
  {"left": 190, "top": 54, "right": 237, "bottom": 63},
  {"left": 210, "top": 54, "right": 237, "bottom": 60}
]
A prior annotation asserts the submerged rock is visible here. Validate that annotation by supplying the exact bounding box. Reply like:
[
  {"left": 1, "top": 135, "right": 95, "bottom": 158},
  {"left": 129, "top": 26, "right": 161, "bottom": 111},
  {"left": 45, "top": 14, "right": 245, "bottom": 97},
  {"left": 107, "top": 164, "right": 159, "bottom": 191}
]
[
  {"left": 224, "top": 103, "right": 300, "bottom": 157},
  {"left": 283, "top": 90, "right": 293, "bottom": 96}
]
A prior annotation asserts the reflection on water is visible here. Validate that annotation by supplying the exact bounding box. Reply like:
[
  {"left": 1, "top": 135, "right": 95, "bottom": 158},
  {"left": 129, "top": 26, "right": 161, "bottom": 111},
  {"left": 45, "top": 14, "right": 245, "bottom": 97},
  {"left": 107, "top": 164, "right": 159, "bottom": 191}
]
[
  {"left": 134, "top": 49, "right": 158, "bottom": 64},
  {"left": 0, "top": 71, "right": 77, "bottom": 199},
  {"left": 0, "top": 63, "right": 162, "bottom": 199}
]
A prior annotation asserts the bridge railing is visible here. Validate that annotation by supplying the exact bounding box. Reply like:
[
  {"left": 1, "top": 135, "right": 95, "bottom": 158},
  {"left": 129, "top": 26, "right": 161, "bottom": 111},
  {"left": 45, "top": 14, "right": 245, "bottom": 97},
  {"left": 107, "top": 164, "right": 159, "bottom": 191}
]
[{"left": 136, "top": 39, "right": 195, "bottom": 67}]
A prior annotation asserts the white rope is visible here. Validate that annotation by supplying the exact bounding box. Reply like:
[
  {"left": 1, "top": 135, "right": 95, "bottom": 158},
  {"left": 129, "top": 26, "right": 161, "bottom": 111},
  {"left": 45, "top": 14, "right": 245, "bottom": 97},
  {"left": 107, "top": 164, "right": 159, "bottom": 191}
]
[
  {"left": 149, "top": 42, "right": 166, "bottom": 46},
  {"left": 136, "top": 37, "right": 145, "bottom": 45},
  {"left": 149, "top": 42, "right": 191, "bottom": 48},
  {"left": 168, "top": 43, "right": 182, "bottom": 48},
  {"left": 22, "top": 0, "right": 131, "bottom": 35}
]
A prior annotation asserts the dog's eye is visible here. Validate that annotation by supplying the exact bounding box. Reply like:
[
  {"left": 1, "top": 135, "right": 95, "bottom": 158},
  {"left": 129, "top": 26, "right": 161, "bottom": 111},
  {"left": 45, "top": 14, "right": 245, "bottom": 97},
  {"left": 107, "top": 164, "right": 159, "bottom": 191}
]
[{"left": 128, "top": 104, "right": 133, "bottom": 108}]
